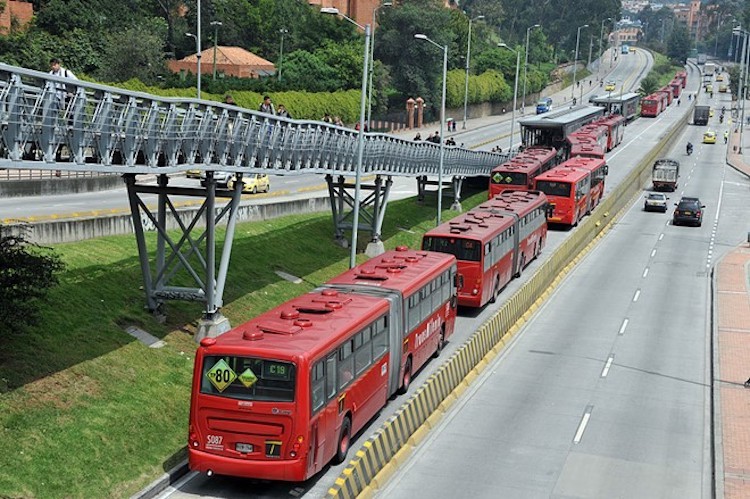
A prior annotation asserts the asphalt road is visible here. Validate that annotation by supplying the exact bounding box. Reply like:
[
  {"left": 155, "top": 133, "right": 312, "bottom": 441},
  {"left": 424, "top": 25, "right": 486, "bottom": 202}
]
[
  {"left": 376, "top": 67, "right": 740, "bottom": 498},
  {"left": 147, "top": 49, "right": 696, "bottom": 499}
]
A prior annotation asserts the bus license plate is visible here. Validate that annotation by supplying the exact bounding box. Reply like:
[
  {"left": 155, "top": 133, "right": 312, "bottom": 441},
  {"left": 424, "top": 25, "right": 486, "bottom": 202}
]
[{"left": 236, "top": 443, "right": 253, "bottom": 453}]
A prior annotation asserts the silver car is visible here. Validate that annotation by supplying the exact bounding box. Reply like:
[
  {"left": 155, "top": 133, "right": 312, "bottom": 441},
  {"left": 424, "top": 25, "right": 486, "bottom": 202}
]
[{"left": 644, "top": 193, "right": 669, "bottom": 212}]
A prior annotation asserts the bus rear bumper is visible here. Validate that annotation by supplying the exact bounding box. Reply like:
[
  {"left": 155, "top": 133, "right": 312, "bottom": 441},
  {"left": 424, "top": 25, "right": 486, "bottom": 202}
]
[{"left": 189, "top": 448, "right": 308, "bottom": 482}]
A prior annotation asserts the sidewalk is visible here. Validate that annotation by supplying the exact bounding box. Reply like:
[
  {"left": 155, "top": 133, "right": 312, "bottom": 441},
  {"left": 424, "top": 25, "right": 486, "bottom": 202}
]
[{"left": 717, "top": 119, "right": 750, "bottom": 499}]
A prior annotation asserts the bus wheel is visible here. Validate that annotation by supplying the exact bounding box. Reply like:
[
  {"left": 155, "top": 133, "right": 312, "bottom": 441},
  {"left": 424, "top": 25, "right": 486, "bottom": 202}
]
[
  {"left": 333, "top": 417, "right": 351, "bottom": 464},
  {"left": 397, "top": 359, "right": 412, "bottom": 394}
]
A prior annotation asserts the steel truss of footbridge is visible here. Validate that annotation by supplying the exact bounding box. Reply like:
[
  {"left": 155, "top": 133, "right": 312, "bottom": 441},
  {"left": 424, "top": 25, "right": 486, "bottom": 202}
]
[{"left": 0, "top": 63, "right": 505, "bottom": 337}]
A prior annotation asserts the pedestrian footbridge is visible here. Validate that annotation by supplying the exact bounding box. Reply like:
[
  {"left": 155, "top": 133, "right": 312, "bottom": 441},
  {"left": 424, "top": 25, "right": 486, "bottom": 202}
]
[{"left": 0, "top": 63, "right": 505, "bottom": 336}]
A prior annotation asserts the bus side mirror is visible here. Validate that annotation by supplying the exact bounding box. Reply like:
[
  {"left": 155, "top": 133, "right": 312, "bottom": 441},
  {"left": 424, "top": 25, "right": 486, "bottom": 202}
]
[
  {"left": 604, "top": 165, "right": 609, "bottom": 175},
  {"left": 454, "top": 274, "right": 464, "bottom": 290},
  {"left": 546, "top": 204, "right": 554, "bottom": 218}
]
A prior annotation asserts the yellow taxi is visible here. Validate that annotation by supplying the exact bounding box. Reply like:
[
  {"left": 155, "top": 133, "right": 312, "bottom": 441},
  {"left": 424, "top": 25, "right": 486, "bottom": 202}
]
[
  {"left": 716, "top": 74, "right": 724, "bottom": 82},
  {"left": 186, "top": 168, "right": 202, "bottom": 179},
  {"left": 605, "top": 81, "right": 616, "bottom": 92},
  {"left": 229, "top": 173, "right": 271, "bottom": 193},
  {"left": 703, "top": 130, "right": 717, "bottom": 144},
  {"left": 719, "top": 83, "right": 728, "bottom": 93},
  {"left": 709, "top": 108, "right": 714, "bottom": 117},
  {"left": 706, "top": 84, "right": 713, "bottom": 93},
  {"left": 629, "top": 46, "right": 636, "bottom": 53}
]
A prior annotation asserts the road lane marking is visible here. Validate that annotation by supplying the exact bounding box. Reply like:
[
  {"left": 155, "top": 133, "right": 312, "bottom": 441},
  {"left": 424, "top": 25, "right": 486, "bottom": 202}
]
[
  {"left": 619, "top": 318, "right": 629, "bottom": 335},
  {"left": 601, "top": 355, "right": 615, "bottom": 377},
  {"left": 651, "top": 249, "right": 657, "bottom": 258},
  {"left": 633, "top": 289, "right": 641, "bottom": 302},
  {"left": 642, "top": 267, "right": 649, "bottom": 278},
  {"left": 659, "top": 233, "right": 664, "bottom": 241},
  {"left": 573, "top": 406, "right": 594, "bottom": 443}
]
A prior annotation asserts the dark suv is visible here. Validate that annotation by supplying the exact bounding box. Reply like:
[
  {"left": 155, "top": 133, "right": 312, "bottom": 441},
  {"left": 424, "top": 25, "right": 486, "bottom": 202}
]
[{"left": 672, "top": 197, "right": 705, "bottom": 226}]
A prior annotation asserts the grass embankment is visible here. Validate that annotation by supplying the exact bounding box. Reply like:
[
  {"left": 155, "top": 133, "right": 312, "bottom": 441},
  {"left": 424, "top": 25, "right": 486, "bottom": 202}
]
[{"left": 0, "top": 190, "right": 487, "bottom": 498}]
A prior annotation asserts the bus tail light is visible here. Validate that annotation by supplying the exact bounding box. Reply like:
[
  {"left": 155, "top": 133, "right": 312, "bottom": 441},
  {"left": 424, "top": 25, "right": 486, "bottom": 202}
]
[
  {"left": 189, "top": 425, "right": 199, "bottom": 448},
  {"left": 290, "top": 435, "right": 304, "bottom": 458}
]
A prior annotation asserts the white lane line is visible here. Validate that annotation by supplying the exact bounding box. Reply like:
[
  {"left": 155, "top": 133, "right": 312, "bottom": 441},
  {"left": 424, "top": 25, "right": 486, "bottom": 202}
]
[
  {"left": 601, "top": 355, "right": 615, "bottom": 377},
  {"left": 619, "top": 318, "right": 629, "bottom": 335},
  {"left": 573, "top": 406, "right": 594, "bottom": 443},
  {"left": 642, "top": 267, "right": 649, "bottom": 278},
  {"left": 659, "top": 233, "right": 664, "bottom": 241},
  {"left": 153, "top": 471, "right": 200, "bottom": 499},
  {"left": 633, "top": 289, "right": 641, "bottom": 302},
  {"left": 651, "top": 249, "right": 657, "bottom": 258}
]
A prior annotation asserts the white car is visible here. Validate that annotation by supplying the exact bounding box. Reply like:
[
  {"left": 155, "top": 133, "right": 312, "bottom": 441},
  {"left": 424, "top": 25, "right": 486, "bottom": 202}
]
[{"left": 644, "top": 192, "right": 669, "bottom": 212}]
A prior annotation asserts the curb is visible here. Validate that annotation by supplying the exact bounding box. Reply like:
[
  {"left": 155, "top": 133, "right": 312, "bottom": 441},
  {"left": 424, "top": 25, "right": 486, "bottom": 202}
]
[{"left": 131, "top": 459, "right": 189, "bottom": 499}]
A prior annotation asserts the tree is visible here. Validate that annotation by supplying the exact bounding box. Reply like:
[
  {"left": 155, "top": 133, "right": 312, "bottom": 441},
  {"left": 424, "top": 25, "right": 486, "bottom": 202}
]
[
  {"left": 666, "top": 24, "right": 691, "bottom": 64},
  {"left": 638, "top": 74, "right": 660, "bottom": 96},
  {"left": 0, "top": 226, "right": 65, "bottom": 333},
  {"left": 97, "top": 19, "right": 168, "bottom": 84}
]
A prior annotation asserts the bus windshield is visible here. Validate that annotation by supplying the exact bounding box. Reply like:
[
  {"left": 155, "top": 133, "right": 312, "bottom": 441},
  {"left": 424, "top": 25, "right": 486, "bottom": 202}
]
[
  {"left": 422, "top": 236, "right": 481, "bottom": 262},
  {"left": 491, "top": 171, "right": 528, "bottom": 186},
  {"left": 200, "top": 355, "right": 296, "bottom": 402},
  {"left": 535, "top": 180, "right": 572, "bottom": 198}
]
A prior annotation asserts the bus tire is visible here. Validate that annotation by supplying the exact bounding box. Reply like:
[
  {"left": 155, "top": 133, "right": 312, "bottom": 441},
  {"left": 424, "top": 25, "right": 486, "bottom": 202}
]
[
  {"left": 252, "top": 186, "right": 258, "bottom": 194},
  {"left": 397, "top": 358, "right": 412, "bottom": 394},
  {"left": 332, "top": 417, "right": 351, "bottom": 464}
]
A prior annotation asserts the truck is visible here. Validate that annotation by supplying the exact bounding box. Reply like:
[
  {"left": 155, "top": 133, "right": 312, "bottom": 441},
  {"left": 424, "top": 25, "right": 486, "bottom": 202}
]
[
  {"left": 652, "top": 158, "right": 680, "bottom": 192},
  {"left": 704, "top": 62, "right": 716, "bottom": 77},
  {"left": 693, "top": 105, "right": 710, "bottom": 126},
  {"left": 697, "top": 53, "right": 707, "bottom": 65}
]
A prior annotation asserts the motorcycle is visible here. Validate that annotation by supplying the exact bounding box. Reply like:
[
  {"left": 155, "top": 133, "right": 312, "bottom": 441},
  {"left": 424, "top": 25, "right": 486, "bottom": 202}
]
[{"left": 687, "top": 143, "right": 693, "bottom": 156}]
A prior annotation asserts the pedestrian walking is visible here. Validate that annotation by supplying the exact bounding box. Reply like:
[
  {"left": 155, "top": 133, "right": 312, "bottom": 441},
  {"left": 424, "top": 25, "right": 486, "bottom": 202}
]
[{"left": 259, "top": 95, "right": 275, "bottom": 115}]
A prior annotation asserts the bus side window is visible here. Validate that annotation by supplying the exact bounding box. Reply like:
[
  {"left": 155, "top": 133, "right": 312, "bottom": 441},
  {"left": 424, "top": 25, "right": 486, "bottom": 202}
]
[
  {"left": 372, "top": 315, "right": 388, "bottom": 358},
  {"left": 338, "top": 340, "right": 354, "bottom": 389},
  {"left": 311, "top": 360, "right": 326, "bottom": 413},
  {"left": 354, "top": 327, "right": 373, "bottom": 375},
  {"left": 325, "top": 354, "right": 337, "bottom": 400}
]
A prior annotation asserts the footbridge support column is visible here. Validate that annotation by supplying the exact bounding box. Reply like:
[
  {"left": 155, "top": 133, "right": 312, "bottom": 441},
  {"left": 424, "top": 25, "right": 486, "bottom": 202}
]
[
  {"left": 326, "top": 174, "right": 393, "bottom": 258},
  {"left": 416, "top": 175, "right": 458, "bottom": 214},
  {"left": 124, "top": 172, "right": 244, "bottom": 341}
]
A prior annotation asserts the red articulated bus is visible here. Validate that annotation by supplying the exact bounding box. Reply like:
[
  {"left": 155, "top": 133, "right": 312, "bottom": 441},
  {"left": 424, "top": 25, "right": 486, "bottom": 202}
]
[
  {"left": 597, "top": 114, "right": 626, "bottom": 151},
  {"left": 569, "top": 139, "right": 605, "bottom": 160},
  {"left": 533, "top": 164, "right": 593, "bottom": 226},
  {"left": 488, "top": 146, "right": 557, "bottom": 197},
  {"left": 676, "top": 71, "right": 687, "bottom": 88},
  {"left": 670, "top": 79, "right": 682, "bottom": 98},
  {"left": 567, "top": 128, "right": 606, "bottom": 160},
  {"left": 560, "top": 156, "right": 608, "bottom": 210},
  {"left": 422, "top": 190, "right": 549, "bottom": 308},
  {"left": 188, "top": 247, "right": 457, "bottom": 482},
  {"left": 658, "top": 87, "right": 673, "bottom": 106},
  {"left": 641, "top": 93, "right": 664, "bottom": 117}
]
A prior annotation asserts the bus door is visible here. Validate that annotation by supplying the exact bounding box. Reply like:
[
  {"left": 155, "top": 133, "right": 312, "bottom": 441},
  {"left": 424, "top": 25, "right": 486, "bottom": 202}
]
[{"left": 508, "top": 213, "right": 521, "bottom": 276}]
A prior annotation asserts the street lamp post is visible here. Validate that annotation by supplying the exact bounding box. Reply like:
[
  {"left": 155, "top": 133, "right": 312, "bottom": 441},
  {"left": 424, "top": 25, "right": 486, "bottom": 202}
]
[
  {"left": 278, "top": 28, "right": 288, "bottom": 81},
  {"left": 500, "top": 43, "right": 520, "bottom": 153},
  {"left": 735, "top": 26, "right": 749, "bottom": 154},
  {"left": 415, "top": 33, "right": 448, "bottom": 226},
  {"left": 366, "top": 2, "right": 392, "bottom": 130},
  {"left": 463, "top": 15, "right": 485, "bottom": 129},
  {"left": 185, "top": 32, "right": 201, "bottom": 99},
  {"left": 572, "top": 24, "right": 589, "bottom": 101},
  {"left": 321, "top": 8, "right": 371, "bottom": 268},
  {"left": 211, "top": 21, "right": 222, "bottom": 81},
  {"left": 522, "top": 24, "right": 540, "bottom": 115}
]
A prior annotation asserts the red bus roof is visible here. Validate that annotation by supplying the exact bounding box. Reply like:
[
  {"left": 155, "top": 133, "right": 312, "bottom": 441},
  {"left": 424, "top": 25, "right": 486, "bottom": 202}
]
[
  {"left": 424, "top": 209, "right": 515, "bottom": 244},
  {"left": 492, "top": 158, "right": 543, "bottom": 174},
  {"left": 535, "top": 165, "right": 590, "bottom": 183},
  {"left": 201, "top": 290, "right": 390, "bottom": 360},
  {"left": 483, "top": 190, "right": 549, "bottom": 216},
  {"left": 326, "top": 246, "right": 456, "bottom": 298},
  {"left": 519, "top": 146, "right": 557, "bottom": 162},
  {"left": 560, "top": 156, "right": 606, "bottom": 172}
]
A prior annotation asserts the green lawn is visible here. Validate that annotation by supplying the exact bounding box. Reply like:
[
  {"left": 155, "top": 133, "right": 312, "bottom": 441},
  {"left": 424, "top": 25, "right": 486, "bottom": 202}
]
[{"left": 0, "top": 190, "right": 487, "bottom": 498}]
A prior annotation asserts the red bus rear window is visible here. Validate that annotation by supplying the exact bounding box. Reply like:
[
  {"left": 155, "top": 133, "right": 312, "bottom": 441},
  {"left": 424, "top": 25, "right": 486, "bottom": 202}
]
[
  {"left": 491, "top": 171, "right": 528, "bottom": 185},
  {"left": 422, "top": 236, "right": 481, "bottom": 262},
  {"left": 535, "top": 181, "right": 572, "bottom": 198},
  {"left": 200, "top": 356, "right": 296, "bottom": 402}
]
